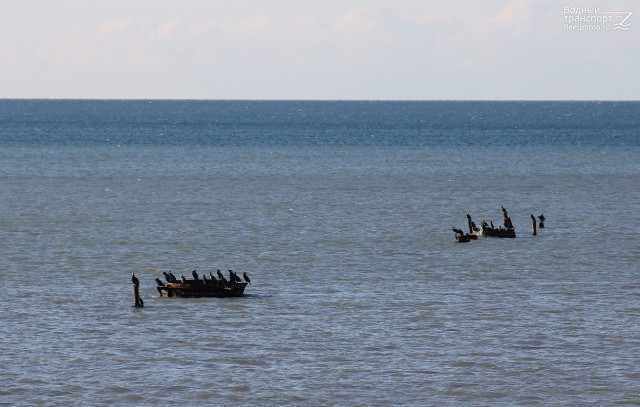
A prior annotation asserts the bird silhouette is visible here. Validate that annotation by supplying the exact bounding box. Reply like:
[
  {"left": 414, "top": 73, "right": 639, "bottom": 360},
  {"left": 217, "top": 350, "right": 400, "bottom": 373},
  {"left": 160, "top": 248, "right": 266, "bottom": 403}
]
[
  {"left": 131, "top": 273, "right": 139, "bottom": 286},
  {"left": 217, "top": 270, "right": 228, "bottom": 284},
  {"left": 180, "top": 274, "right": 187, "bottom": 284},
  {"left": 192, "top": 269, "right": 199, "bottom": 280},
  {"left": 243, "top": 272, "right": 251, "bottom": 285},
  {"left": 230, "top": 271, "right": 241, "bottom": 283},
  {"left": 155, "top": 278, "right": 165, "bottom": 286}
]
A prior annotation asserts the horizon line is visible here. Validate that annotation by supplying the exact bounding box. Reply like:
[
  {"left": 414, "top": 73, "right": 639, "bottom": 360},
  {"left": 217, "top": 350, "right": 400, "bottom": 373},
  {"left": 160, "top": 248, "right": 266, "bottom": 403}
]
[{"left": 1, "top": 98, "right": 639, "bottom": 102}]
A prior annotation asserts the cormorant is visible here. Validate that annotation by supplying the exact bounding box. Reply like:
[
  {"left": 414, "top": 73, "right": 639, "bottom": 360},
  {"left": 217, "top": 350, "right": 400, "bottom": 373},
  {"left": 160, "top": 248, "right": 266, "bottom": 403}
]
[
  {"left": 192, "top": 269, "right": 199, "bottom": 280},
  {"left": 229, "top": 271, "right": 240, "bottom": 283},
  {"left": 452, "top": 227, "right": 464, "bottom": 235},
  {"left": 163, "top": 271, "right": 171, "bottom": 282},
  {"left": 131, "top": 273, "right": 139, "bottom": 286},
  {"left": 202, "top": 273, "right": 209, "bottom": 284},
  {"left": 243, "top": 272, "right": 251, "bottom": 285},
  {"left": 217, "top": 270, "right": 228, "bottom": 284},
  {"left": 168, "top": 271, "right": 177, "bottom": 282},
  {"left": 155, "top": 278, "right": 165, "bottom": 287},
  {"left": 180, "top": 274, "right": 187, "bottom": 284}
]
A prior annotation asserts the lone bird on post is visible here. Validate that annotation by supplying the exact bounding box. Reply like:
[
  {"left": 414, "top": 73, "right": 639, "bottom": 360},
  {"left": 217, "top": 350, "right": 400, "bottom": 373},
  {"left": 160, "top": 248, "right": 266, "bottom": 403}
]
[
  {"left": 131, "top": 273, "right": 143, "bottom": 307},
  {"left": 243, "top": 272, "right": 251, "bottom": 285}
]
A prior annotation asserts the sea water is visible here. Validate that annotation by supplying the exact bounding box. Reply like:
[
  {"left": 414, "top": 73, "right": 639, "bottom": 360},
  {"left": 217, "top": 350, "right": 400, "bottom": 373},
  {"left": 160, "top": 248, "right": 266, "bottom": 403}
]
[{"left": 0, "top": 100, "right": 639, "bottom": 405}]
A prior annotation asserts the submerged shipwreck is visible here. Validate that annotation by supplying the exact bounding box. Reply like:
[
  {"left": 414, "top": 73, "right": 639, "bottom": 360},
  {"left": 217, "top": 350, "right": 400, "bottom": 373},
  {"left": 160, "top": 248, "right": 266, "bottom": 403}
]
[
  {"left": 453, "top": 206, "right": 544, "bottom": 243},
  {"left": 155, "top": 269, "right": 250, "bottom": 298}
]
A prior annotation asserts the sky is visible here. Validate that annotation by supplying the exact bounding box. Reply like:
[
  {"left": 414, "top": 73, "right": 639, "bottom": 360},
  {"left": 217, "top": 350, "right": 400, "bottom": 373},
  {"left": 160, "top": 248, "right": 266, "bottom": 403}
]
[{"left": 0, "top": 0, "right": 638, "bottom": 100}]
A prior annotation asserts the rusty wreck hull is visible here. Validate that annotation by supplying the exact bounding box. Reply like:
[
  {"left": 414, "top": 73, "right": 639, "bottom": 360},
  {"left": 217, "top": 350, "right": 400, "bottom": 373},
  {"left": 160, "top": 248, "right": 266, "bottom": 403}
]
[
  {"left": 157, "top": 280, "right": 247, "bottom": 298},
  {"left": 476, "top": 228, "right": 516, "bottom": 238}
]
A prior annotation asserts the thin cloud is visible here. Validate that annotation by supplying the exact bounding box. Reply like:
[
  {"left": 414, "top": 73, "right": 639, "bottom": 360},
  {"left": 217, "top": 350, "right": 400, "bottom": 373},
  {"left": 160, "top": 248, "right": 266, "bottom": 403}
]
[
  {"left": 333, "top": 5, "right": 386, "bottom": 32},
  {"left": 97, "top": 17, "right": 134, "bottom": 33}
]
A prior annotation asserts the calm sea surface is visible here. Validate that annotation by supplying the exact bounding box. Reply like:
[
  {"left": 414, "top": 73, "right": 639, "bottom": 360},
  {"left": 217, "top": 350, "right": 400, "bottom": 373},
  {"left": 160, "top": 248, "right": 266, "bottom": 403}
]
[{"left": 1, "top": 100, "right": 639, "bottom": 406}]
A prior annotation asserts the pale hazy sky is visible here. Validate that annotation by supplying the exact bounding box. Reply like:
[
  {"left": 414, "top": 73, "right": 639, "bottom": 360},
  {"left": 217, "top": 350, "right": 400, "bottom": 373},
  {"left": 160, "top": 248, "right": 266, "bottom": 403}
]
[{"left": 1, "top": 0, "right": 638, "bottom": 99}]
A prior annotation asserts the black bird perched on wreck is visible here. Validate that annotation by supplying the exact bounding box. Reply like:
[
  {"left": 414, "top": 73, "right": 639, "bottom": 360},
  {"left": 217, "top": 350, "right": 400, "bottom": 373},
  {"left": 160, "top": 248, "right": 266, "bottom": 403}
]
[
  {"left": 131, "top": 273, "right": 139, "bottom": 286},
  {"left": 243, "top": 272, "right": 251, "bottom": 285},
  {"left": 209, "top": 272, "right": 218, "bottom": 284},
  {"left": 163, "top": 271, "right": 171, "bottom": 282},
  {"left": 168, "top": 271, "right": 177, "bottom": 282},
  {"left": 229, "top": 270, "right": 242, "bottom": 283},
  {"left": 217, "top": 270, "right": 227, "bottom": 284},
  {"left": 192, "top": 269, "right": 199, "bottom": 280},
  {"left": 181, "top": 274, "right": 187, "bottom": 284},
  {"left": 155, "top": 277, "right": 165, "bottom": 286}
]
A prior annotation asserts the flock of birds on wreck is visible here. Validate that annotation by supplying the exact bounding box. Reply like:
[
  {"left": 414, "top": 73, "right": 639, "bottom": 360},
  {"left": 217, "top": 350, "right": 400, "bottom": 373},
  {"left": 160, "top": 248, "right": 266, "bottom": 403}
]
[
  {"left": 452, "top": 205, "right": 545, "bottom": 243},
  {"left": 153, "top": 269, "right": 251, "bottom": 287},
  {"left": 130, "top": 269, "right": 251, "bottom": 307},
  {"left": 131, "top": 205, "right": 546, "bottom": 307}
]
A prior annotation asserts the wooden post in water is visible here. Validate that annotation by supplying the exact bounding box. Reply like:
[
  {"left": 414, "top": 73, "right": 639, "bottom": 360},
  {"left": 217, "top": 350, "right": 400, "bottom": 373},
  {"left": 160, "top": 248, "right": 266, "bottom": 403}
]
[
  {"left": 132, "top": 273, "right": 144, "bottom": 307},
  {"left": 531, "top": 214, "right": 537, "bottom": 236},
  {"left": 133, "top": 284, "right": 144, "bottom": 307}
]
